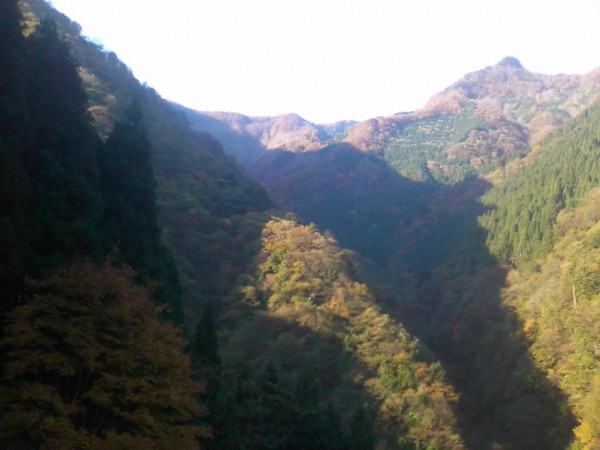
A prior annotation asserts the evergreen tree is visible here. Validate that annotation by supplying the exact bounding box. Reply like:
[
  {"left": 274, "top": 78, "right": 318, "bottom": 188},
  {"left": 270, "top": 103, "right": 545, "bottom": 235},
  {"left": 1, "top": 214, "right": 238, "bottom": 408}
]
[
  {"left": 194, "top": 301, "right": 221, "bottom": 366},
  {"left": 350, "top": 405, "right": 375, "bottom": 450},
  {"left": 98, "top": 98, "right": 183, "bottom": 322},
  {"left": 0, "top": 0, "right": 29, "bottom": 314},
  {"left": 23, "top": 19, "right": 103, "bottom": 274},
  {"left": 193, "top": 301, "right": 221, "bottom": 448},
  {"left": 0, "top": 0, "right": 28, "bottom": 136}
]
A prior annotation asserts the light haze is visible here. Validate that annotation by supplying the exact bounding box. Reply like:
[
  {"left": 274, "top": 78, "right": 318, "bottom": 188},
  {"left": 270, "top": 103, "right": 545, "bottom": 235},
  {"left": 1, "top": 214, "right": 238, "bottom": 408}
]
[{"left": 48, "top": 0, "right": 600, "bottom": 124}]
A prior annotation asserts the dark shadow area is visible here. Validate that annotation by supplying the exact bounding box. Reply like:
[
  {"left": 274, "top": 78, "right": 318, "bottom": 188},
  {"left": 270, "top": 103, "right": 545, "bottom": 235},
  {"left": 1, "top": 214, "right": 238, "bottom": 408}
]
[
  {"left": 385, "top": 182, "right": 577, "bottom": 449},
  {"left": 144, "top": 99, "right": 274, "bottom": 325},
  {"left": 213, "top": 313, "right": 370, "bottom": 449},
  {"left": 245, "top": 143, "right": 576, "bottom": 449},
  {"left": 250, "top": 144, "right": 435, "bottom": 265}
]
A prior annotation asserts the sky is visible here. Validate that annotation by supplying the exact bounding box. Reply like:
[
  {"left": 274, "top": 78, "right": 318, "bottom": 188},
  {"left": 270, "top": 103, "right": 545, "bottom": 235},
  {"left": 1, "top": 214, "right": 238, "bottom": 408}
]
[{"left": 48, "top": 0, "right": 600, "bottom": 124}]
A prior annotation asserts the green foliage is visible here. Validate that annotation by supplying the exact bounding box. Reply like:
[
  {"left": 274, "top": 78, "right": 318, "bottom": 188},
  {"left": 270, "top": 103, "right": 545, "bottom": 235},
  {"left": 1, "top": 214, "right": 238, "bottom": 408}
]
[
  {"left": 23, "top": 19, "right": 104, "bottom": 274},
  {"left": 384, "top": 110, "right": 486, "bottom": 184},
  {"left": 0, "top": 9, "right": 206, "bottom": 447},
  {"left": 20, "top": 0, "right": 272, "bottom": 328},
  {"left": 495, "top": 188, "right": 600, "bottom": 449},
  {"left": 0, "top": 261, "right": 205, "bottom": 449},
  {"left": 99, "top": 99, "right": 184, "bottom": 323},
  {"left": 0, "top": 0, "right": 30, "bottom": 308},
  {"left": 219, "top": 219, "right": 465, "bottom": 449},
  {"left": 148, "top": 110, "right": 271, "bottom": 324},
  {"left": 480, "top": 101, "right": 600, "bottom": 263},
  {"left": 12, "top": 3, "right": 600, "bottom": 450}
]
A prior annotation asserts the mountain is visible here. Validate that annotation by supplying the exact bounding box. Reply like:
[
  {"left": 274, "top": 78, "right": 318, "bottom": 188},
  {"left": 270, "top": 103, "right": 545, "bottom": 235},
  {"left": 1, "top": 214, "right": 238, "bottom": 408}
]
[
  {"left": 215, "top": 218, "right": 465, "bottom": 449},
  {"left": 178, "top": 56, "right": 600, "bottom": 448},
  {"left": 6, "top": 1, "right": 600, "bottom": 449},
  {"left": 176, "top": 107, "right": 356, "bottom": 165},
  {"left": 20, "top": 0, "right": 272, "bottom": 325},
  {"left": 0, "top": 3, "right": 204, "bottom": 447},
  {"left": 181, "top": 57, "right": 600, "bottom": 186},
  {"left": 5, "top": 2, "right": 465, "bottom": 448},
  {"left": 345, "top": 57, "right": 600, "bottom": 183}
]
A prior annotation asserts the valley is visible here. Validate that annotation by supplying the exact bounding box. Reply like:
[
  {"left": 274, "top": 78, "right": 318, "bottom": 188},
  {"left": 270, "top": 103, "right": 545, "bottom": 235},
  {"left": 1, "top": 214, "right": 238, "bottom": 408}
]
[{"left": 2, "top": 1, "right": 600, "bottom": 448}]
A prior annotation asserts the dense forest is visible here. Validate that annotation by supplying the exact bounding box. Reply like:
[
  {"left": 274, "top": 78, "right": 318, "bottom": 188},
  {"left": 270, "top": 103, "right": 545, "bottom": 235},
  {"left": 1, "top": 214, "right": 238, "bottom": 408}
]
[{"left": 2, "top": 0, "right": 600, "bottom": 448}]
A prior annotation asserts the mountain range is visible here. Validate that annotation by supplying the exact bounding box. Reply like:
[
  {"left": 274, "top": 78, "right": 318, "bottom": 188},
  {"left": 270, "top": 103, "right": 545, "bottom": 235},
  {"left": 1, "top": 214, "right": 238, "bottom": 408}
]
[
  {"left": 2, "top": 1, "right": 600, "bottom": 449},
  {"left": 180, "top": 56, "right": 600, "bottom": 183}
]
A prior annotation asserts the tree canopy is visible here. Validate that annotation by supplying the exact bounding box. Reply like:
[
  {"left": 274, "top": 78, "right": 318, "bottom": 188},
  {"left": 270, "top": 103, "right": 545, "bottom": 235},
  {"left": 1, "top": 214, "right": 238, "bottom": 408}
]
[{"left": 0, "top": 260, "right": 205, "bottom": 449}]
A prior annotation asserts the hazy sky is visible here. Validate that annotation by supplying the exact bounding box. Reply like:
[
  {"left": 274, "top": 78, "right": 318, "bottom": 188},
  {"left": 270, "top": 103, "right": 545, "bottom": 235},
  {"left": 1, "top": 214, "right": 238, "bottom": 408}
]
[{"left": 49, "top": 0, "right": 600, "bottom": 124}]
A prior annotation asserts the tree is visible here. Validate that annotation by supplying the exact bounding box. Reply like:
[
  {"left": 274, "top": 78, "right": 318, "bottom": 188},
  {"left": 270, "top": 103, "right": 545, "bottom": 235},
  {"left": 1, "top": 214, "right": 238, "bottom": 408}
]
[
  {"left": 24, "top": 19, "right": 104, "bottom": 274},
  {"left": 99, "top": 99, "right": 184, "bottom": 322},
  {"left": 0, "top": 260, "right": 206, "bottom": 449},
  {"left": 194, "top": 301, "right": 221, "bottom": 366},
  {"left": 350, "top": 405, "right": 375, "bottom": 450},
  {"left": 0, "top": 0, "right": 29, "bottom": 314}
]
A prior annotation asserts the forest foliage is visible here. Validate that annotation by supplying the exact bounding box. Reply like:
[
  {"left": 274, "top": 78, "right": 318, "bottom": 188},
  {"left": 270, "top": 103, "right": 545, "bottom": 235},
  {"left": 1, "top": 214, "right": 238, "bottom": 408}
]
[
  {"left": 216, "top": 218, "right": 465, "bottom": 449},
  {"left": 0, "top": 2, "right": 204, "bottom": 448},
  {"left": 1, "top": 261, "right": 205, "bottom": 448},
  {"left": 4, "top": 0, "right": 600, "bottom": 449},
  {"left": 480, "top": 100, "right": 600, "bottom": 264},
  {"left": 21, "top": 0, "right": 272, "bottom": 326},
  {"left": 498, "top": 188, "right": 600, "bottom": 450}
]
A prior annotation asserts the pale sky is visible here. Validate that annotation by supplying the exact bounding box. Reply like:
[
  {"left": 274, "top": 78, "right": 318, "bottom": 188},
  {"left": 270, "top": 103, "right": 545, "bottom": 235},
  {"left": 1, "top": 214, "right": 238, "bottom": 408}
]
[{"left": 48, "top": 0, "right": 600, "bottom": 124}]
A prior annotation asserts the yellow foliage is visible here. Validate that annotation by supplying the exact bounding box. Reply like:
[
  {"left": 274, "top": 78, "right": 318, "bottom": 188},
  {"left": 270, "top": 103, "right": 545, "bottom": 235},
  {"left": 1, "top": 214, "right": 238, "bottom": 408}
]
[
  {"left": 574, "top": 421, "right": 595, "bottom": 449},
  {"left": 222, "top": 219, "right": 466, "bottom": 449}
]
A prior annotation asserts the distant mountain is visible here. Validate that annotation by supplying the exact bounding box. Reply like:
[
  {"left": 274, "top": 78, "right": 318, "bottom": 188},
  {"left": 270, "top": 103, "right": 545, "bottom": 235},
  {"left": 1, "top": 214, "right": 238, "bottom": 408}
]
[
  {"left": 176, "top": 106, "right": 356, "bottom": 165},
  {"left": 345, "top": 58, "right": 600, "bottom": 183},
  {"left": 182, "top": 57, "right": 600, "bottom": 185},
  {"left": 10, "top": 2, "right": 600, "bottom": 448}
]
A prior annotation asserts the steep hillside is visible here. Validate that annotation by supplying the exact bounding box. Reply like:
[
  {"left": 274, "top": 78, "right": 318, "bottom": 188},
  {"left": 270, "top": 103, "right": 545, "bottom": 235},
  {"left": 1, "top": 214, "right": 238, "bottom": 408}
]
[
  {"left": 0, "top": 4, "right": 204, "bottom": 447},
  {"left": 251, "top": 143, "right": 433, "bottom": 265},
  {"left": 344, "top": 57, "right": 600, "bottom": 183},
  {"left": 215, "top": 218, "right": 465, "bottom": 449},
  {"left": 383, "top": 98, "right": 600, "bottom": 449},
  {"left": 500, "top": 188, "right": 600, "bottom": 450},
  {"left": 480, "top": 100, "right": 600, "bottom": 264},
  {"left": 12, "top": 2, "right": 600, "bottom": 449},
  {"left": 182, "top": 57, "right": 600, "bottom": 187},
  {"left": 22, "top": 0, "right": 272, "bottom": 324}
]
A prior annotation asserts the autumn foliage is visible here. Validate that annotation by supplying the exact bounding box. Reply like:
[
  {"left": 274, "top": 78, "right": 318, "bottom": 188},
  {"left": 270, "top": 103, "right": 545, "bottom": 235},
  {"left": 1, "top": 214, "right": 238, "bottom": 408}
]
[
  {"left": 220, "top": 219, "right": 465, "bottom": 449},
  {"left": 0, "top": 261, "right": 205, "bottom": 449}
]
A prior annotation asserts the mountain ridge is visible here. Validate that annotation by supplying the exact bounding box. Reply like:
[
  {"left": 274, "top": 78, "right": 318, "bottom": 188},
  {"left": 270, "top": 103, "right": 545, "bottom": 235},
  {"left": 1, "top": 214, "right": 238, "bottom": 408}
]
[{"left": 179, "top": 57, "right": 600, "bottom": 185}]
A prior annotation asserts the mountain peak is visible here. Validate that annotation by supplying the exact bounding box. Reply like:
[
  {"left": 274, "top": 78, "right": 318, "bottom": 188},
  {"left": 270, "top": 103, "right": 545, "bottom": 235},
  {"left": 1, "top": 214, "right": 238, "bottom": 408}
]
[{"left": 496, "top": 56, "right": 525, "bottom": 70}]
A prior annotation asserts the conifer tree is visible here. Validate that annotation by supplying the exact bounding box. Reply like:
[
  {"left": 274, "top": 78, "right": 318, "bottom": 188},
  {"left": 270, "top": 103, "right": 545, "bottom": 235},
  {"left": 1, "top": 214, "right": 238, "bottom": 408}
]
[
  {"left": 24, "top": 19, "right": 103, "bottom": 274},
  {"left": 0, "top": 0, "right": 29, "bottom": 313},
  {"left": 350, "top": 405, "right": 375, "bottom": 450},
  {"left": 194, "top": 301, "right": 221, "bottom": 366},
  {"left": 98, "top": 98, "right": 183, "bottom": 322}
]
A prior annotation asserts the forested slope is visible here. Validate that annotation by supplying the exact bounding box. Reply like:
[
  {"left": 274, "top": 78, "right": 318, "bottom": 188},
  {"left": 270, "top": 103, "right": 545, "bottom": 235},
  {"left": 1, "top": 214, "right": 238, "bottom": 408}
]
[
  {"left": 6, "top": 1, "right": 600, "bottom": 449},
  {"left": 384, "top": 99, "right": 600, "bottom": 449},
  {"left": 500, "top": 188, "right": 600, "bottom": 449},
  {"left": 213, "top": 218, "right": 465, "bottom": 449},
  {"left": 21, "top": 0, "right": 272, "bottom": 324},
  {"left": 480, "top": 100, "right": 600, "bottom": 264},
  {"left": 0, "top": 3, "right": 204, "bottom": 447}
]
